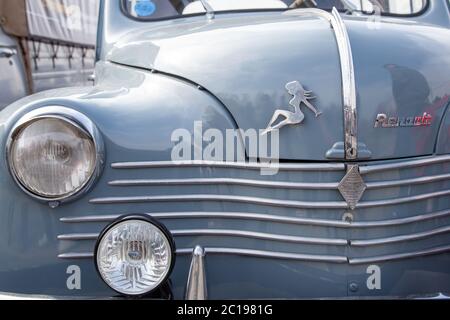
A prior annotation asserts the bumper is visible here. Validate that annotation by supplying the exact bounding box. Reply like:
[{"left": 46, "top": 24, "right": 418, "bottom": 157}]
[{"left": 1, "top": 292, "right": 449, "bottom": 300}]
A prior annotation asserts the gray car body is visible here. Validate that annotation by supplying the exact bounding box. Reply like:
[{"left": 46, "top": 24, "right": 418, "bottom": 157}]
[{"left": 0, "top": 0, "right": 449, "bottom": 299}]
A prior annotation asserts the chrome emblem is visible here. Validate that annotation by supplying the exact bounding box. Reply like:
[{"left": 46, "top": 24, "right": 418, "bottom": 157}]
[
  {"left": 262, "top": 81, "right": 322, "bottom": 135},
  {"left": 374, "top": 113, "right": 432, "bottom": 128},
  {"left": 338, "top": 165, "right": 367, "bottom": 210}
]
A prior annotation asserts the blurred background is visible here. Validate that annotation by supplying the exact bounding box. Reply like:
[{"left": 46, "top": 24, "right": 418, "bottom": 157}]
[{"left": 0, "top": 0, "right": 99, "bottom": 110}]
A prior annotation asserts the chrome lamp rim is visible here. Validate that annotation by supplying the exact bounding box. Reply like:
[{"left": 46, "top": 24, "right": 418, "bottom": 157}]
[
  {"left": 5, "top": 106, "right": 105, "bottom": 206},
  {"left": 94, "top": 214, "right": 176, "bottom": 297}
]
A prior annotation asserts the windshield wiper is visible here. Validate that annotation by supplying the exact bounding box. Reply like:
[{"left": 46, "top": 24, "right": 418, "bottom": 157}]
[
  {"left": 199, "top": 0, "right": 215, "bottom": 20},
  {"left": 289, "top": 0, "right": 357, "bottom": 14},
  {"left": 289, "top": 0, "right": 318, "bottom": 9}
]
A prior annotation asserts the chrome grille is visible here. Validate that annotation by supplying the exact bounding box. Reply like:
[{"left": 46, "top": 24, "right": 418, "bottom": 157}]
[{"left": 58, "top": 155, "right": 450, "bottom": 265}]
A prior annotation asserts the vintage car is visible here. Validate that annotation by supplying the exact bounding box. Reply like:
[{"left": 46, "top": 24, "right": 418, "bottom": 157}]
[{"left": 0, "top": 0, "right": 449, "bottom": 299}]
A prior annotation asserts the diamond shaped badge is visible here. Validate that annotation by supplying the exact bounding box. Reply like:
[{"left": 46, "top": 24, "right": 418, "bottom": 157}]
[{"left": 338, "top": 165, "right": 367, "bottom": 210}]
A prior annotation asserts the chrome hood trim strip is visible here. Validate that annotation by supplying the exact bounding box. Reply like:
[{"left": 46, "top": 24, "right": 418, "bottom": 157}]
[{"left": 285, "top": 8, "right": 358, "bottom": 159}]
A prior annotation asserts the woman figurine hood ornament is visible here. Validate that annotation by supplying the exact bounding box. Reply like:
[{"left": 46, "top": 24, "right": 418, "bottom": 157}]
[{"left": 262, "top": 81, "right": 322, "bottom": 135}]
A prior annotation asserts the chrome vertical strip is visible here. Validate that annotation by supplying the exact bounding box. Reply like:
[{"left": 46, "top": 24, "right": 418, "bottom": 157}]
[
  {"left": 331, "top": 8, "right": 358, "bottom": 159},
  {"left": 185, "top": 246, "right": 208, "bottom": 300},
  {"left": 285, "top": 8, "right": 358, "bottom": 159}
]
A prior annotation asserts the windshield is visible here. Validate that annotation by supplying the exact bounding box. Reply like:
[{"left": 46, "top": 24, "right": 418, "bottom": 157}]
[{"left": 122, "top": 0, "right": 428, "bottom": 20}]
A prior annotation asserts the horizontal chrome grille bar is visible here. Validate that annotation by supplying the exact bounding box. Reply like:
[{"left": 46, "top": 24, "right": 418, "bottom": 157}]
[
  {"left": 58, "top": 218, "right": 450, "bottom": 247},
  {"left": 359, "top": 155, "right": 450, "bottom": 175},
  {"left": 57, "top": 229, "right": 348, "bottom": 245},
  {"left": 108, "top": 172, "right": 450, "bottom": 190},
  {"left": 177, "top": 248, "right": 348, "bottom": 263},
  {"left": 60, "top": 209, "right": 450, "bottom": 228},
  {"left": 350, "top": 225, "right": 450, "bottom": 247},
  {"left": 351, "top": 209, "right": 450, "bottom": 227},
  {"left": 58, "top": 245, "right": 450, "bottom": 264},
  {"left": 111, "top": 160, "right": 345, "bottom": 171},
  {"left": 61, "top": 215, "right": 120, "bottom": 223},
  {"left": 57, "top": 249, "right": 347, "bottom": 263},
  {"left": 111, "top": 155, "right": 450, "bottom": 174},
  {"left": 58, "top": 233, "right": 98, "bottom": 241},
  {"left": 58, "top": 252, "right": 94, "bottom": 259},
  {"left": 61, "top": 212, "right": 351, "bottom": 226},
  {"left": 89, "top": 194, "right": 348, "bottom": 209},
  {"left": 357, "top": 189, "right": 450, "bottom": 208},
  {"left": 173, "top": 229, "right": 346, "bottom": 245},
  {"left": 349, "top": 245, "right": 450, "bottom": 265},
  {"left": 366, "top": 173, "right": 450, "bottom": 189},
  {"left": 108, "top": 178, "right": 339, "bottom": 190},
  {"left": 89, "top": 189, "right": 450, "bottom": 208}
]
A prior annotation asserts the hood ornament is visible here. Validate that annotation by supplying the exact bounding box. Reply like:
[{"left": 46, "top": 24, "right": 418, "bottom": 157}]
[{"left": 262, "top": 81, "right": 322, "bottom": 135}]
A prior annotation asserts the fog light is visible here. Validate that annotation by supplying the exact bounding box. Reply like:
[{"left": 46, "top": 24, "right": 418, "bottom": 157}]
[{"left": 95, "top": 215, "right": 175, "bottom": 296}]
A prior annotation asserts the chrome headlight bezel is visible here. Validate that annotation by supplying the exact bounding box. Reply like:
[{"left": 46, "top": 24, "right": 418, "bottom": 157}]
[
  {"left": 94, "top": 214, "right": 176, "bottom": 297},
  {"left": 5, "top": 106, "right": 105, "bottom": 205}
]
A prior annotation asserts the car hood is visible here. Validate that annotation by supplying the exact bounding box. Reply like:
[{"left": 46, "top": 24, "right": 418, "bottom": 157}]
[{"left": 107, "top": 12, "right": 450, "bottom": 161}]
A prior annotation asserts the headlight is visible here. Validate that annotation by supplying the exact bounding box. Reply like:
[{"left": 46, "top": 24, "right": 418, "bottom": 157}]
[
  {"left": 95, "top": 215, "right": 175, "bottom": 296},
  {"left": 6, "top": 107, "right": 103, "bottom": 203}
]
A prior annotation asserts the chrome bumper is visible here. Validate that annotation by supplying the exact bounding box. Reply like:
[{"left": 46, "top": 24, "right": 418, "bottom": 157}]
[
  {"left": 0, "top": 292, "right": 101, "bottom": 300},
  {"left": 1, "top": 291, "right": 449, "bottom": 300}
]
